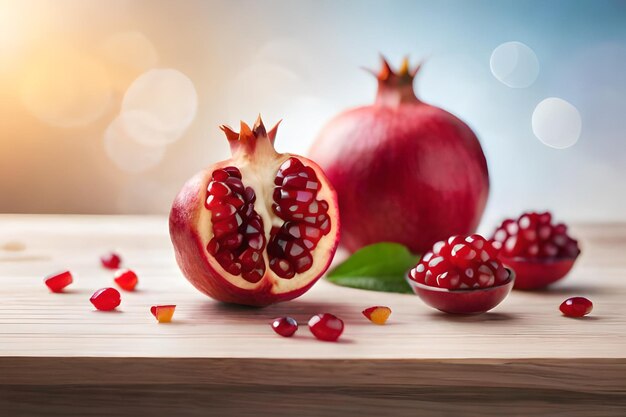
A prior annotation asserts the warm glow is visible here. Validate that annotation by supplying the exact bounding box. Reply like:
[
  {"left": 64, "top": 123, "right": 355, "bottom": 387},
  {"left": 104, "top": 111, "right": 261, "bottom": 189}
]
[{"left": 19, "top": 46, "right": 112, "bottom": 128}]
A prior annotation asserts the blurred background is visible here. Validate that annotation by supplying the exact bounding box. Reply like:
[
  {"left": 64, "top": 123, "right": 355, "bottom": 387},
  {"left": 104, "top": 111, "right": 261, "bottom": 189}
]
[{"left": 1, "top": 0, "right": 625, "bottom": 230}]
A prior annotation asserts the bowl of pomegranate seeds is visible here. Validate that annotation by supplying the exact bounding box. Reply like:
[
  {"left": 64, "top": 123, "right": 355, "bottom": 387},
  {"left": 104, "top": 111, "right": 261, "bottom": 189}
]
[
  {"left": 407, "top": 234, "right": 515, "bottom": 314},
  {"left": 491, "top": 212, "right": 580, "bottom": 290}
]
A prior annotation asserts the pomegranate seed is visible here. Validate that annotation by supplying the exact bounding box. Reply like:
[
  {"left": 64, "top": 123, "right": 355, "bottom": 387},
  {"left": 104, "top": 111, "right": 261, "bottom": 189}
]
[
  {"left": 362, "top": 306, "right": 391, "bottom": 325},
  {"left": 308, "top": 313, "right": 344, "bottom": 342},
  {"left": 271, "top": 317, "right": 298, "bottom": 337},
  {"left": 223, "top": 166, "right": 242, "bottom": 179},
  {"left": 269, "top": 258, "right": 295, "bottom": 279},
  {"left": 292, "top": 252, "right": 313, "bottom": 273},
  {"left": 44, "top": 270, "right": 73, "bottom": 293},
  {"left": 212, "top": 203, "right": 237, "bottom": 220},
  {"left": 243, "top": 187, "right": 256, "bottom": 203},
  {"left": 436, "top": 271, "right": 461, "bottom": 289},
  {"left": 209, "top": 181, "right": 232, "bottom": 197},
  {"left": 275, "top": 158, "right": 304, "bottom": 185},
  {"left": 212, "top": 214, "right": 241, "bottom": 238},
  {"left": 100, "top": 252, "right": 121, "bottom": 269},
  {"left": 205, "top": 194, "right": 221, "bottom": 209},
  {"left": 224, "top": 195, "right": 245, "bottom": 209},
  {"left": 90, "top": 287, "right": 121, "bottom": 311},
  {"left": 242, "top": 267, "right": 264, "bottom": 283},
  {"left": 151, "top": 305, "right": 176, "bottom": 323},
  {"left": 113, "top": 269, "right": 138, "bottom": 291},
  {"left": 239, "top": 248, "right": 260, "bottom": 269},
  {"left": 560, "top": 297, "right": 593, "bottom": 318},
  {"left": 212, "top": 169, "right": 230, "bottom": 181},
  {"left": 221, "top": 233, "right": 243, "bottom": 249},
  {"left": 207, "top": 238, "right": 220, "bottom": 255},
  {"left": 226, "top": 261, "right": 243, "bottom": 275}
]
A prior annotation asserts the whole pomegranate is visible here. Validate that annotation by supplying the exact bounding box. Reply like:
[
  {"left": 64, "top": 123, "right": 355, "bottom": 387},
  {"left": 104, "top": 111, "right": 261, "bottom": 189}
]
[
  {"left": 170, "top": 117, "right": 340, "bottom": 306},
  {"left": 309, "top": 57, "right": 489, "bottom": 254}
]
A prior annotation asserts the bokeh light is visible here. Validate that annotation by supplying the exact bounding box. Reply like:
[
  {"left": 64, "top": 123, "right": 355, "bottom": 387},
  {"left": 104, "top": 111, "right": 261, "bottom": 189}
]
[
  {"left": 19, "top": 47, "right": 112, "bottom": 127},
  {"left": 116, "top": 110, "right": 184, "bottom": 147},
  {"left": 100, "top": 31, "right": 159, "bottom": 90},
  {"left": 226, "top": 63, "right": 304, "bottom": 124},
  {"left": 490, "top": 41, "right": 540, "bottom": 88},
  {"left": 104, "top": 114, "right": 167, "bottom": 173},
  {"left": 532, "top": 97, "right": 582, "bottom": 149},
  {"left": 276, "top": 95, "right": 339, "bottom": 155},
  {"left": 255, "top": 38, "right": 314, "bottom": 80},
  {"left": 122, "top": 68, "right": 198, "bottom": 134}
]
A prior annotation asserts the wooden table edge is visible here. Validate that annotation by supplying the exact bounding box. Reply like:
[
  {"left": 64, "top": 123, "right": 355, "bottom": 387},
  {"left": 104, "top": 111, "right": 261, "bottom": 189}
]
[{"left": 1, "top": 357, "right": 625, "bottom": 393}]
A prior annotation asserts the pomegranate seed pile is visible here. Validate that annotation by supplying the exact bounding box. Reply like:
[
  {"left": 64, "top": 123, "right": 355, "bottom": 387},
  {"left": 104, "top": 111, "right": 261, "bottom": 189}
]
[
  {"left": 268, "top": 158, "right": 331, "bottom": 278},
  {"left": 205, "top": 158, "right": 332, "bottom": 281},
  {"left": 491, "top": 212, "right": 580, "bottom": 259},
  {"left": 410, "top": 234, "right": 509, "bottom": 290},
  {"left": 206, "top": 166, "right": 266, "bottom": 283}
]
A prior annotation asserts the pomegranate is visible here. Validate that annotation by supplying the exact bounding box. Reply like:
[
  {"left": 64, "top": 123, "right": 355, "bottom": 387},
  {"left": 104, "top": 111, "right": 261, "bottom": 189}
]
[
  {"left": 169, "top": 117, "right": 340, "bottom": 306},
  {"left": 309, "top": 57, "right": 489, "bottom": 254}
]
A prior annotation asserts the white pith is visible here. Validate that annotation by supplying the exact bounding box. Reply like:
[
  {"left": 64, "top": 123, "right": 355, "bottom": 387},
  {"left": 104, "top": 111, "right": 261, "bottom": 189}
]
[{"left": 197, "top": 148, "right": 338, "bottom": 294}]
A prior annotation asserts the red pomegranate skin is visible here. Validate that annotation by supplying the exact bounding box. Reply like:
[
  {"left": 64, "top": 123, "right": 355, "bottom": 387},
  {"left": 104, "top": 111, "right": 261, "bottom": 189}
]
[{"left": 309, "top": 58, "right": 489, "bottom": 254}]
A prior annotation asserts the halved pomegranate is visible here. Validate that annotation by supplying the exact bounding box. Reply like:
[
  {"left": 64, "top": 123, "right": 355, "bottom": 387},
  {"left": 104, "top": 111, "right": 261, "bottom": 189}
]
[{"left": 169, "top": 117, "right": 340, "bottom": 306}]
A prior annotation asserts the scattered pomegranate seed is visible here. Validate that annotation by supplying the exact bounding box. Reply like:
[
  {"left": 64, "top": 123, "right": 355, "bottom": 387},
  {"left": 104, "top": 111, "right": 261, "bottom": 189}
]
[
  {"left": 308, "top": 313, "right": 344, "bottom": 342},
  {"left": 362, "top": 306, "right": 392, "bottom": 325},
  {"left": 100, "top": 252, "right": 122, "bottom": 269},
  {"left": 560, "top": 297, "right": 593, "bottom": 318},
  {"left": 113, "top": 269, "right": 138, "bottom": 291},
  {"left": 44, "top": 270, "right": 73, "bottom": 293},
  {"left": 270, "top": 317, "right": 298, "bottom": 337},
  {"left": 150, "top": 305, "right": 176, "bottom": 323},
  {"left": 90, "top": 287, "right": 121, "bottom": 311}
]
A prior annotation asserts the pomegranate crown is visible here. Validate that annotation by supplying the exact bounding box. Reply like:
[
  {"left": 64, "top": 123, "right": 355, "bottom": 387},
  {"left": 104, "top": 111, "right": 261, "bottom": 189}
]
[
  {"left": 369, "top": 55, "right": 422, "bottom": 106},
  {"left": 219, "top": 115, "right": 281, "bottom": 156}
]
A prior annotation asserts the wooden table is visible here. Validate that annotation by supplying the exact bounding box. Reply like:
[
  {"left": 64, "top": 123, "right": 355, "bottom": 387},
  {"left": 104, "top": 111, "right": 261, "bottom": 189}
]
[{"left": 0, "top": 215, "right": 625, "bottom": 416}]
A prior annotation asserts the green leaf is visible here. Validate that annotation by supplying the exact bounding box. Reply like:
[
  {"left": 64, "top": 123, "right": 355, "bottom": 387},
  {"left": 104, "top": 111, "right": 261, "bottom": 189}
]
[{"left": 326, "top": 242, "right": 420, "bottom": 294}]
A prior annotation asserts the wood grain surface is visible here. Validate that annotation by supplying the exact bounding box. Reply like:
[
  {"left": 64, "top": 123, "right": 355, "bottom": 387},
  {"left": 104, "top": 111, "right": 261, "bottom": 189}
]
[{"left": 1, "top": 215, "right": 625, "bottom": 416}]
